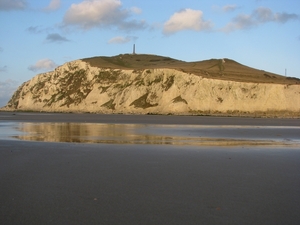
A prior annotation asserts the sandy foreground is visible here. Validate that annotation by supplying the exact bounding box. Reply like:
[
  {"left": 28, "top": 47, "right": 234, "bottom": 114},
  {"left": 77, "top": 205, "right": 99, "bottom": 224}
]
[{"left": 1, "top": 112, "right": 300, "bottom": 225}]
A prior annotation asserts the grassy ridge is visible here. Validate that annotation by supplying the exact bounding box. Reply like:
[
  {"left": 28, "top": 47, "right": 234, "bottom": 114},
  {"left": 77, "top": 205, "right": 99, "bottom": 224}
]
[{"left": 82, "top": 54, "right": 300, "bottom": 85}]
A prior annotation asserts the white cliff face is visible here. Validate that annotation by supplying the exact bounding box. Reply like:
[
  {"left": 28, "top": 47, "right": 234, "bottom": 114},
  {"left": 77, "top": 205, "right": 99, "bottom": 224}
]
[{"left": 4, "top": 60, "right": 300, "bottom": 117}]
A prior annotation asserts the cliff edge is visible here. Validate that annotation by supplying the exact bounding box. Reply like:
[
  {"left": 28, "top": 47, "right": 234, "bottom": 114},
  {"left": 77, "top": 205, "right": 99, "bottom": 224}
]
[{"left": 2, "top": 54, "right": 300, "bottom": 117}]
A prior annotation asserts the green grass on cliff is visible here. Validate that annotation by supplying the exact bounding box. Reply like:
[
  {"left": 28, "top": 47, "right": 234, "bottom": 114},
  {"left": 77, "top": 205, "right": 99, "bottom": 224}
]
[{"left": 82, "top": 54, "right": 300, "bottom": 85}]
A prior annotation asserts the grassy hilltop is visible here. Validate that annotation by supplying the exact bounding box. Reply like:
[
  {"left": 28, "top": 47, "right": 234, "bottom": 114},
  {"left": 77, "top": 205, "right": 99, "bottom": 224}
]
[{"left": 82, "top": 54, "right": 300, "bottom": 85}]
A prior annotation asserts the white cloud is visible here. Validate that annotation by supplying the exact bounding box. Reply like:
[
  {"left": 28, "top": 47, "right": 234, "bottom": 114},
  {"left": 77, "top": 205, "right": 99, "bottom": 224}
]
[
  {"left": 43, "top": 0, "right": 61, "bottom": 12},
  {"left": 0, "top": 79, "right": 20, "bottom": 107},
  {"left": 26, "top": 26, "right": 54, "bottom": 34},
  {"left": 28, "top": 59, "right": 57, "bottom": 72},
  {"left": 212, "top": 5, "right": 239, "bottom": 13},
  {"left": 62, "top": 0, "right": 146, "bottom": 31},
  {"left": 26, "top": 26, "right": 44, "bottom": 34},
  {"left": 108, "top": 35, "right": 137, "bottom": 44},
  {"left": 131, "top": 6, "right": 142, "bottom": 14},
  {"left": 45, "top": 33, "right": 70, "bottom": 43},
  {"left": 223, "top": 7, "right": 299, "bottom": 32},
  {"left": 163, "top": 9, "right": 213, "bottom": 35},
  {"left": 0, "top": 0, "right": 27, "bottom": 11},
  {"left": 274, "top": 12, "right": 299, "bottom": 23},
  {"left": 108, "top": 36, "right": 131, "bottom": 44},
  {"left": 222, "top": 4, "right": 238, "bottom": 13},
  {"left": 223, "top": 13, "right": 254, "bottom": 31}
]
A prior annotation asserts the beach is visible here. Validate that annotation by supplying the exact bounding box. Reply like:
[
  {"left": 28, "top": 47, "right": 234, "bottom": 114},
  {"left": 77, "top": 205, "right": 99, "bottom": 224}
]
[{"left": 1, "top": 112, "right": 300, "bottom": 224}]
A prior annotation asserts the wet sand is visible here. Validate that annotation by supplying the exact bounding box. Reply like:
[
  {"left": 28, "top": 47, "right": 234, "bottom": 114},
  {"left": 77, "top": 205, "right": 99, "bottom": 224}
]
[{"left": 1, "top": 112, "right": 300, "bottom": 224}]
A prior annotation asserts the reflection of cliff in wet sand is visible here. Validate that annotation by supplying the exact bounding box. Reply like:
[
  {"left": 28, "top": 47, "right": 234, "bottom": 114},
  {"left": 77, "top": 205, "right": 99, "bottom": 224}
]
[
  {"left": 3, "top": 54, "right": 300, "bottom": 117},
  {"left": 14, "top": 122, "right": 300, "bottom": 147}
]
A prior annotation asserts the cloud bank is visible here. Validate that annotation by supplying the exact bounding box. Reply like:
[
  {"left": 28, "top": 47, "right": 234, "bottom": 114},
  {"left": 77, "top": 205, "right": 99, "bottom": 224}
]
[
  {"left": 0, "top": 0, "right": 27, "bottom": 11},
  {"left": 62, "top": 0, "right": 146, "bottom": 31},
  {"left": 223, "top": 7, "right": 299, "bottom": 32},
  {"left": 163, "top": 9, "right": 212, "bottom": 34},
  {"left": 28, "top": 59, "right": 57, "bottom": 72}
]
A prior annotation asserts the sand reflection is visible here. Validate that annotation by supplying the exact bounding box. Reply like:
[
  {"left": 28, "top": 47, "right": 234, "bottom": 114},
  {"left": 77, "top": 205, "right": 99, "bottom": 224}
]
[{"left": 8, "top": 122, "right": 300, "bottom": 146}]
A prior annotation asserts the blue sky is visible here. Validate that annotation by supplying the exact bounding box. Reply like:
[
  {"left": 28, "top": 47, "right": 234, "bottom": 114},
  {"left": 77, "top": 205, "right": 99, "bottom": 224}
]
[{"left": 0, "top": 0, "right": 300, "bottom": 106}]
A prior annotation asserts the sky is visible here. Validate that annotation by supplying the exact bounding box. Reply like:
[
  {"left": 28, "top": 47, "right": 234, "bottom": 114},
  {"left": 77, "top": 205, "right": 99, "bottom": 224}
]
[{"left": 0, "top": 0, "right": 300, "bottom": 106}]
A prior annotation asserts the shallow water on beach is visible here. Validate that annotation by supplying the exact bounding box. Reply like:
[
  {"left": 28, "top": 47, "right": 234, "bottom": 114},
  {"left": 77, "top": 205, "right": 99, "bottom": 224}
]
[{"left": 0, "top": 122, "right": 299, "bottom": 147}]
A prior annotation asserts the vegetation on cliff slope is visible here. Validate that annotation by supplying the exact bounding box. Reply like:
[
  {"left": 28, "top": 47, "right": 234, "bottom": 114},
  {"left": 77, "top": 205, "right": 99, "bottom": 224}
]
[{"left": 82, "top": 54, "right": 300, "bottom": 85}]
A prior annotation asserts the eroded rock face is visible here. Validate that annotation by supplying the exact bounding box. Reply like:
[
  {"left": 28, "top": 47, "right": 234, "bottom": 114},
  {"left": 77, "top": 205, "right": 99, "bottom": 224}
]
[{"left": 3, "top": 60, "right": 300, "bottom": 117}]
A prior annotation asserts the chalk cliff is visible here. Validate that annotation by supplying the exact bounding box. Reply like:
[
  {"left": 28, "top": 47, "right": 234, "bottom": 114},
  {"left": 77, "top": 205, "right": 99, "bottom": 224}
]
[{"left": 3, "top": 54, "right": 300, "bottom": 117}]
